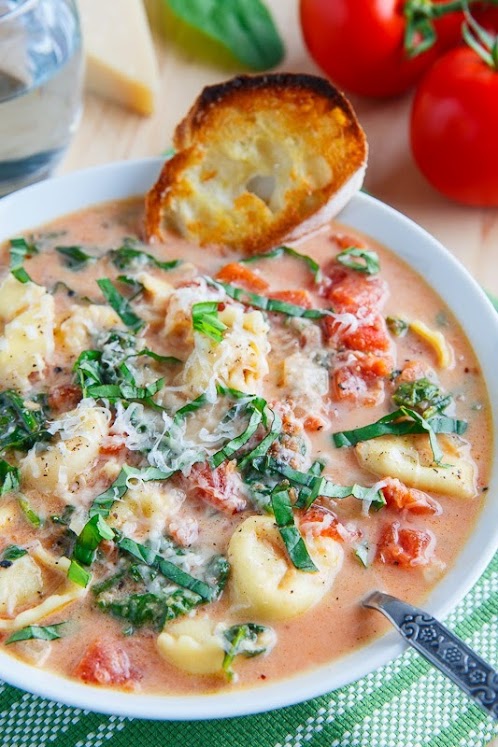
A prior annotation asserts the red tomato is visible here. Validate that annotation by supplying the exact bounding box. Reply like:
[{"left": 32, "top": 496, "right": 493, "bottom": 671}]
[
  {"left": 299, "top": 0, "right": 464, "bottom": 97},
  {"left": 74, "top": 641, "right": 136, "bottom": 687},
  {"left": 410, "top": 45, "right": 498, "bottom": 206},
  {"left": 377, "top": 522, "right": 435, "bottom": 567}
]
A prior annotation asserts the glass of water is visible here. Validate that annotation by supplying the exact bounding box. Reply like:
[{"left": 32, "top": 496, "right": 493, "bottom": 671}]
[{"left": 0, "top": 0, "right": 83, "bottom": 196}]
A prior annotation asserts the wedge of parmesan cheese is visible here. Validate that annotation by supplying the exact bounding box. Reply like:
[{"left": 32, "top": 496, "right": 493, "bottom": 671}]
[{"left": 78, "top": 0, "right": 159, "bottom": 115}]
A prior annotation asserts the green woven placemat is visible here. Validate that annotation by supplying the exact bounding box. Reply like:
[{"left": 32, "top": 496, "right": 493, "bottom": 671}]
[{"left": 1, "top": 551, "right": 496, "bottom": 747}]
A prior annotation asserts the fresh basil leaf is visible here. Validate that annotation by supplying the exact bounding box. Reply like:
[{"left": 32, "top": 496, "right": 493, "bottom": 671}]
[
  {"left": 165, "top": 0, "right": 284, "bottom": 71},
  {"left": 222, "top": 622, "right": 272, "bottom": 680},
  {"left": 97, "top": 278, "right": 144, "bottom": 332},
  {"left": 332, "top": 408, "right": 467, "bottom": 448},
  {"left": 209, "top": 278, "right": 332, "bottom": 319},
  {"left": 56, "top": 245, "right": 96, "bottom": 270},
  {"left": 9, "top": 237, "right": 38, "bottom": 265},
  {"left": 109, "top": 241, "right": 181, "bottom": 271},
  {"left": 241, "top": 245, "right": 322, "bottom": 282},
  {"left": 18, "top": 497, "right": 43, "bottom": 527},
  {"left": 1, "top": 545, "right": 27, "bottom": 562},
  {"left": 73, "top": 514, "right": 114, "bottom": 566},
  {"left": 192, "top": 301, "right": 227, "bottom": 343},
  {"left": 89, "top": 465, "right": 174, "bottom": 519},
  {"left": 0, "top": 459, "right": 20, "bottom": 495},
  {"left": 11, "top": 266, "right": 32, "bottom": 283},
  {"left": 6, "top": 623, "right": 66, "bottom": 645},
  {"left": 336, "top": 247, "right": 380, "bottom": 275},
  {"left": 271, "top": 484, "right": 317, "bottom": 572},
  {"left": 68, "top": 559, "right": 92, "bottom": 588},
  {"left": 116, "top": 535, "right": 215, "bottom": 602}
]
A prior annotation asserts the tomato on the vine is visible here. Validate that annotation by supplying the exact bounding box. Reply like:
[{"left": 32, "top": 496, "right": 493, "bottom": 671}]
[
  {"left": 410, "top": 44, "right": 498, "bottom": 206},
  {"left": 299, "top": 0, "right": 464, "bottom": 97}
]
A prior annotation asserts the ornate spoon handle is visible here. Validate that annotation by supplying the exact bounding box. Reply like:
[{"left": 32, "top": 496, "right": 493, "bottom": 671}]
[{"left": 363, "top": 591, "right": 498, "bottom": 720}]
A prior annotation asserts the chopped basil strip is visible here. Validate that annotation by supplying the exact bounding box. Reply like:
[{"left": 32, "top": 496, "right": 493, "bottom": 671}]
[
  {"left": 109, "top": 241, "right": 181, "bottom": 271},
  {"left": 116, "top": 274, "right": 145, "bottom": 299},
  {"left": 116, "top": 536, "right": 216, "bottom": 602},
  {"left": 73, "top": 514, "right": 114, "bottom": 566},
  {"left": 1, "top": 545, "right": 27, "bottom": 561},
  {"left": 332, "top": 408, "right": 467, "bottom": 448},
  {"left": 268, "top": 461, "right": 386, "bottom": 511},
  {"left": 208, "top": 278, "right": 332, "bottom": 319},
  {"left": 241, "top": 245, "right": 322, "bottom": 282},
  {"left": 192, "top": 301, "right": 228, "bottom": 342},
  {"left": 393, "top": 377, "right": 452, "bottom": 419},
  {"left": 165, "top": 0, "right": 284, "bottom": 71},
  {"left": 133, "top": 349, "right": 181, "bottom": 366},
  {"left": 386, "top": 316, "right": 409, "bottom": 337},
  {"left": 222, "top": 623, "right": 272, "bottom": 681},
  {"left": 97, "top": 278, "right": 144, "bottom": 332},
  {"left": 173, "top": 392, "right": 211, "bottom": 422},
  {"left": 271, "top": 484, "right": 317, "bottom": 572},
  {"left": 68, "top": 559, "right": 92, "bottom": 588},
  {"left": 0, "top": 390, "right": 50, "bottom": 453},
  {"left": 89, "top": 465, "right": 174, "bottom": 519},
  {"left": 0, "top": 459, "right": 20, "bottom": 495},
  {"left": 238, "top": 405, "right": 282, "bottom": 469},
  {"left": 85, "top": 377, "right": 164, "bottom": 403},
  {"left": 336, "top": 247, "right": 380, "bottom": 275},
  {"left": 56, "top": 245, "right": 96, "bottom": 270},
  {"left": 6, "top": 623, "right": 66, "bottom": 645},
  {"left": 18, "top": 497, "right": 43, "bottom": 528},
  {"left": 9, "top": 237, "right": 38, "bottom": 282}
]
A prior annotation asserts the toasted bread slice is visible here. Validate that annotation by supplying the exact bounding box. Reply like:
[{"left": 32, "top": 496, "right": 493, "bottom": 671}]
[{"left": 145, "top": 73, "right": 367, "bottom": 254}]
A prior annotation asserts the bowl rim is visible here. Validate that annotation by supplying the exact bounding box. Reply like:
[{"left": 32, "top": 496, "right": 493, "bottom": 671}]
[{"left": 0, "top": 157, "right": 496, "bottom": 720}]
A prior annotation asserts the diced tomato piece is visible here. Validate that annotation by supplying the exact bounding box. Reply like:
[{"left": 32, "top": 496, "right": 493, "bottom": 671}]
[
  {"left": 331, "top": 352, "right": 392, "bottom": 406},
  {"left": 269, "top": 289, "right": 313, "bottom": 308},
  {"left": 320, "top": 266, "right": 388, "bottom": 314},
  {"left": 48, "top": 384, "right": 82, "bottom": 413},
  {"left": 215, "top": 262, "right": 269, "bottom": 292},
  {"left": 323, "top": 314, "right": 391, "bottom": 353},
  {"left": 99, "top": 440, "right": 128, "bottom": 456},
  {"left": 377, "top": 522, "right": 435, "bottom": 567},
  {"left": 381, "top": 478, "right": 442, "bottom": 515},
  {"left": 300, "top": 506, "right": 357, "bottom": 542},
  {"left": 74, "top": 642, "right": 137, "bottom": 687},
  {"left": 331, "top": 233, "right": 366, "bottom": 250},
  {"left": 303, "top": 415, "right": 327, "bottom": 432},
  {"left": 188, "top": 461, "right": 246, "bottom": 514}
]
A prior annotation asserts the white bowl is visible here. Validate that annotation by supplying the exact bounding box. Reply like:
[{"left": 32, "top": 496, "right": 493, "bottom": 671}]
[{"left": 0, "top": 158, "right": 497, "bottom": 720}]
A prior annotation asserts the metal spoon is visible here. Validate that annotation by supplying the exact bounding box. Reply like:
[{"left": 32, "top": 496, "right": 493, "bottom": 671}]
[{"left": 363, "top": 591, "right": 498, "bottom": 719}]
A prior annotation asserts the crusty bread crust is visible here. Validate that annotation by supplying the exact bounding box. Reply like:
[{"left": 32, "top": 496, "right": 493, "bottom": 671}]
[{"left": 145, "top": 73, "right": 367, "bottom": 254}]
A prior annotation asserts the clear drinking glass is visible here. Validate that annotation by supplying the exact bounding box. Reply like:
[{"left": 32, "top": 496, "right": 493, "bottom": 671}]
[{"left": 0, "top": 0, "right": 83, "bottom": 196}]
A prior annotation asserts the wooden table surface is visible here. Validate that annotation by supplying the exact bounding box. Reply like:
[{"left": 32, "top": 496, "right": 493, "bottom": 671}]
[{"left": 62, "top": 0, "right": 498, "bottom": 296}]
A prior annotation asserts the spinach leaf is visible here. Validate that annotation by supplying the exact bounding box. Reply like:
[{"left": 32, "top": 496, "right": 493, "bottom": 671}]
[
  {"left": 1, "top": 545, "right": 27, "bottom": 562},
  {"left": 165, "top": 0, "right": 284, "bottom": 71},
  {"left": 109, "top": 239, "right": 181, "bottom": 271},
  {"left": 0, "top": 459, "right": 20, "bottom": 495},
  {"left": 0, "top": 390, "right": 50, "bottom": 452},
  {"left": 386, "top": 316, "right": 409, "bottom": 337},
  {"left": 222, "top": 622, "right": 273, "bottom": 680},
  {"left": 97, "top": 589, "right": 201, "bottom": 631},
  {"left": 56, "top": 245, "right": 96, "bottom": 270},
  {"left": 393, "top": 377, "right": 452, "bottom": 419}
]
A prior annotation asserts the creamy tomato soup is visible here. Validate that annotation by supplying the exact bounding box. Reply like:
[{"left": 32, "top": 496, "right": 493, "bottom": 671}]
[{"left": 0, "top": 198, "right": 490, "bottom": 694}]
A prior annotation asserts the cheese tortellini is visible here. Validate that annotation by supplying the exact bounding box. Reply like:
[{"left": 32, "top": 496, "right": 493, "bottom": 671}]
[
  {"left": 0, "top": 274, "right": 54, "bottom": 390},
  {"left": 183, "top": 305, "right": 270, "bottom": 397},
  {"left": 0, "top": 555, "right": 43, "bottom": 618},
  {"left": 356, "top": 434, "right": 476, "bottom": 499},
  {"left": 410, "top": 320, "right": 453, "bottom": 369},
  {"left": 228, "top": 515, "right": 343, "bottom": 621},
  {"left": 20, "top": 403, "right": 109, "bottom": 494},
  {"left": 55, "top": 303, "right": 122, "bottom": 357},
  {"left": 157, "top": 617, "right": 225, "bottom": 675},
  {"left": 108, "top": 482, "right": 185, "bottom": 540}
]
